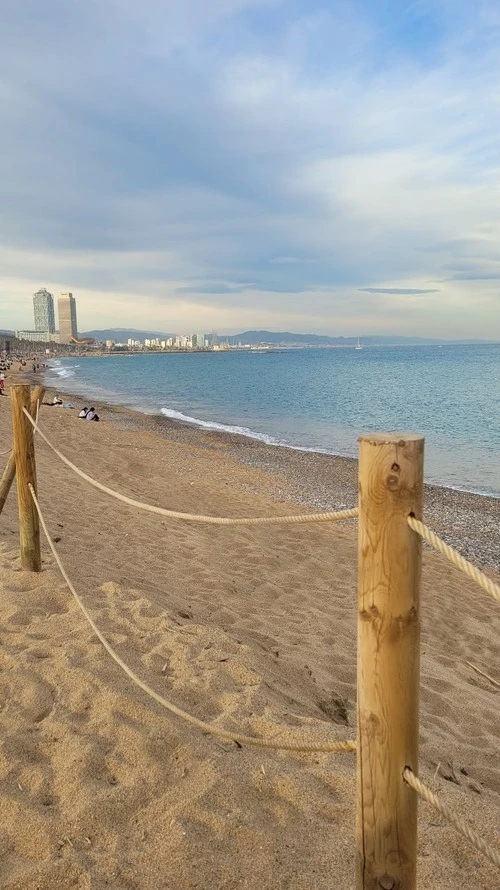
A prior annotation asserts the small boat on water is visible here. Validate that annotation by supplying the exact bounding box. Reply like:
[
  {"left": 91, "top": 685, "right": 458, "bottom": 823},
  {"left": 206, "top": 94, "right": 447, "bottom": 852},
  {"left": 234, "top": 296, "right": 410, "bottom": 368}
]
[{"left": 355, "top": 339, "right": 363, "bottom": 350}]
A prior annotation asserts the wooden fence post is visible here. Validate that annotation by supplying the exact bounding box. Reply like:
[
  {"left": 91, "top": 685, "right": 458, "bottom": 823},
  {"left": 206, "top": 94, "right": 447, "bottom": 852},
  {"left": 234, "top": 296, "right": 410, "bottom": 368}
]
[
  {"left": 0, "top": 386, "right": 45, "bottom": 516},
  {"left": 357, "top": 433, "right": 424, "bottom": 890},
  {"left": 11, "top": 385, "right": 42, "bottom": 571}
]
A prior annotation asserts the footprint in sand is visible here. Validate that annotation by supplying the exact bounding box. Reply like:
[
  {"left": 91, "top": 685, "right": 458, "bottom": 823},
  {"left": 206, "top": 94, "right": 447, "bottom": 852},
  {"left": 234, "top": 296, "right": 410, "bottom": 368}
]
[{"left": 8, "top": 673, "right": 56, "bottom": 724}]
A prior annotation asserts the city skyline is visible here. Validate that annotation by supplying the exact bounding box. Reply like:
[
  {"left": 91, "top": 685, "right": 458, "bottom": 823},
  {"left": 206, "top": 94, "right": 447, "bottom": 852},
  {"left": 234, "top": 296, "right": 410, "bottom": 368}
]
[
  {"left": 14, "top": 287, "right": 79, "bottom": 343},
  {"left": 1, "top": 2, "right": 500, "bottom": 340},
  {"left": 6, "top": 285, "right": 500, "bottom": 344}
]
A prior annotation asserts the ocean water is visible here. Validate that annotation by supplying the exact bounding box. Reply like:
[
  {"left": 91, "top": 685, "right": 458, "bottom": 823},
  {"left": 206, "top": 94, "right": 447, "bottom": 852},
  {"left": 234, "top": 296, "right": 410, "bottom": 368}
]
[{"left": 46, "top": 344, "right": 500, "bottom": 497}]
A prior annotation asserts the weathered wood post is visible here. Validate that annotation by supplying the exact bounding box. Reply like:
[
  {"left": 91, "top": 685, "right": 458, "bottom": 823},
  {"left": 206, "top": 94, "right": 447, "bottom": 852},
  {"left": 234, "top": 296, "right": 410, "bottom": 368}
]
[
  {"left": 11, "top": 385, "right": 42, "bottom": 571},
  {"left": 0, "top": 386, "right": 45, "bottom": 516},
  {"left": 357, "top": 433, "right": 424, "bottom": 890}
]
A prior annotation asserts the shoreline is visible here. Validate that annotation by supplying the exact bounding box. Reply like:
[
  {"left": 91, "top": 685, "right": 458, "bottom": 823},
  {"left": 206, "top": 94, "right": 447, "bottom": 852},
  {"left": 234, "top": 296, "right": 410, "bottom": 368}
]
[
  {"left": 45, "top": 356, "right": 500, "bottom": 504},
  {"left": 44, "top": 360, "right": 500, "bottom": 500},
  {"left": 39, "top": 377, "right": 500, "bottom": 571}
]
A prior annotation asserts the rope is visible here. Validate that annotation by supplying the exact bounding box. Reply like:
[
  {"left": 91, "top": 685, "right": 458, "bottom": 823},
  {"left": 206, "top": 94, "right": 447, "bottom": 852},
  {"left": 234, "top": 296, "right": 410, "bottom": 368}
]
[
  {"left": 465, "top": 660, "right": 500, "bottom": 690},
  {"left": 403, "top": 768, "right": 500, "bottom": 870},
  {"left": 407, "top": 516, "right": 500, "bottom": 604},
  {"left": 29, "top": 484, "right": 356, "bottom": 755},
  {"left": 23, "top": 409, "right": 359, "bottom": 526},
  {"left": 0, "top": 449, "right": 11, "bottom": 456}
]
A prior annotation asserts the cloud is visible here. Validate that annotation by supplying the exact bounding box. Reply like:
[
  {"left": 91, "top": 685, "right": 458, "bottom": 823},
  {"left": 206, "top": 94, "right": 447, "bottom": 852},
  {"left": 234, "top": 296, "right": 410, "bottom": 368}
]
[
  {"left": 359, "top": 288, "right": 440, "bottom": 295},
  {"left": 448, "top": 273, "right": 500, "bottom": 281},
  {"left": 270, "top": 256, "right": 318, "bottom": 265},
  {"left": 175, "top": 283, "right": 253, "bottom": 294},
  {"left": 1, "top": 0, "right": 500, "bottom": 337}
]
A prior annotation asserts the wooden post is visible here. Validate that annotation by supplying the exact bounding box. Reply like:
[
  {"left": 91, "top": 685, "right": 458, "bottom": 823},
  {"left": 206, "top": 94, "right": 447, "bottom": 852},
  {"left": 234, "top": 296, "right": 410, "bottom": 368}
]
[
  {"left": 357, "top": 434, "right": 424, "bottom": 890},
  {"left": 11, "top": 385, "right": 42, "bottom": 571},
  {"left": 0, "top": 386, "right": 45, "bottom": 516}
]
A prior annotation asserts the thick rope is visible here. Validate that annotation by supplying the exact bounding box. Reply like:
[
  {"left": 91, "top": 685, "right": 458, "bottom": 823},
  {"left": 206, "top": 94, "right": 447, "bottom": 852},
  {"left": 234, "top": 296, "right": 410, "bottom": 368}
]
[
  {"left": 403, "top": 768, "right": 500, "bottom": 870},
  {"left": 29, "top": 484, "right": 356, "bottom": 754},
  {"left": 408, "top": 516, "right": 500, "bottom": 604},
  {"left": 23, "top": 410, "right": 359, "bottom": 526}
]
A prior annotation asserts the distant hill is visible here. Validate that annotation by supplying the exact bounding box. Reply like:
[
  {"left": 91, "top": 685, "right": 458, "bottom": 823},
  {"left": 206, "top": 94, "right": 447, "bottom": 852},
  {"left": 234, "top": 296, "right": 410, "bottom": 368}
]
[
  {"left": 226, "top": 330, "right": 365, "bottom": 345},
  {"left": 224, "top": 331, "right": 496, "bottom": 346},
  {"left": 82, "top": 328, "right": 498, "bottom": 346},
  {"left": 83, "top": 328, "right": 173, "bottom": 342}
]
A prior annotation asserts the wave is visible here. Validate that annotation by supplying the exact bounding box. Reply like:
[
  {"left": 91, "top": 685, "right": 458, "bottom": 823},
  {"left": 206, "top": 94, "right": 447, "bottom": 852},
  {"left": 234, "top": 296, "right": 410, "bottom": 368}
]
[
  {"left": 46, "top": 362, "right": 80, "bottom": 379},
  {"left": 160, "top": 408, "right": 282, "bottom": 444},
  {"left": 159, "top": 407, "right": 341, "bottom": 457},
  {"left": 53, "top": 368, "right": 77, "bottom": 379}
]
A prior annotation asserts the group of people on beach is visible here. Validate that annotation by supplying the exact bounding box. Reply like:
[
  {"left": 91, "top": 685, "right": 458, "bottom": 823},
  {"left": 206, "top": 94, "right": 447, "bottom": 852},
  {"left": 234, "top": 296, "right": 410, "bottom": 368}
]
[
  {"left": 0, "top": 358, "right": 101, "bottom": 422},
  {"left": 49, "top": 395, "right": 100, "bottom": 421},
  {"left": 0, "top": 354, "right": 47, "bottom": 397},
  {"left": 78, "top": 406, "right": 100, "bottom": 421},
  {"left": 0, "top": 357, "right": 12, "bottom": 395}
]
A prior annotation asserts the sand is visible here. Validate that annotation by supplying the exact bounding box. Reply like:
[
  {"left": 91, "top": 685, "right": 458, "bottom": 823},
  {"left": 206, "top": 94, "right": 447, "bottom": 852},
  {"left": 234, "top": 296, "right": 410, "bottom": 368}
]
[{"left": 0, "top": 376, "right": 499, "bottom": 889}]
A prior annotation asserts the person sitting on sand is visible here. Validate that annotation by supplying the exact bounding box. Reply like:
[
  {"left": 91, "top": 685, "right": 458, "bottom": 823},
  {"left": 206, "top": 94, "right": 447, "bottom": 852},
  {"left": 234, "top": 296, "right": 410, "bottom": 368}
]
[
  {"left": 52, "top": 394, "right": 63, "bottom": 406},
  {"left": 79, "top": 407, "right": 89, "bottom": 418},
  {"left": 85, "top": 407, "right": 99, "bottom": 421}
]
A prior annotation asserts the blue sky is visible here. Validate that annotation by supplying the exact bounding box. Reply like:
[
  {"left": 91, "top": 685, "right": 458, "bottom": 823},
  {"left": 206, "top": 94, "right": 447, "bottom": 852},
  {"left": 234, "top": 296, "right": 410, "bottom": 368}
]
[{"left": 1, "top": 0, "right": 500, "bottom": 337}]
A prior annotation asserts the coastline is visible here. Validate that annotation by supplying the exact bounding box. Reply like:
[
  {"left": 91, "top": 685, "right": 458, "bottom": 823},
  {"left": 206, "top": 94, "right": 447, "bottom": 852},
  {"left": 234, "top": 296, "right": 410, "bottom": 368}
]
[
  {"left": 38, "top": 379, "right": 500, "bottom": 571},
  {"left": 43, "top": 349, "right": 500, "bottom": 499}
]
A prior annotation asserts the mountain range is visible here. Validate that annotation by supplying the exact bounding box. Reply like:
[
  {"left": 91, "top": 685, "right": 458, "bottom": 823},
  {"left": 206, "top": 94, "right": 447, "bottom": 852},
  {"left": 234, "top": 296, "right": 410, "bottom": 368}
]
[
  {"left": 81, "top": 328, "right": 497, "bottom": 346},
  {"left": 2, "top": 327, "right": 498, "bottom": 346},
  {"left": 83, "top": 328, "right": 174, "bottom": 342}
]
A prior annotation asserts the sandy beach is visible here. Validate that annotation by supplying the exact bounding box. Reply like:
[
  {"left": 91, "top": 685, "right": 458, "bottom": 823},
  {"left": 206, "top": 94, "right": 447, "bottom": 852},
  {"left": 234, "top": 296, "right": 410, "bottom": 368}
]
[{"left": 0, "top": 375, "right": 499, "bottom": 889}]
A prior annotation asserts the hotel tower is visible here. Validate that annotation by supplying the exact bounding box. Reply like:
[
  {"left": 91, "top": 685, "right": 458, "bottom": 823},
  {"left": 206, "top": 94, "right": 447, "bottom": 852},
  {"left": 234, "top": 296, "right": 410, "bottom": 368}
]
[
  {"left": 58, "top": 292, "right": 78, "bottom": 343},
  {"left": 33, "top": 288, "right": 56, "bottom": 334}
]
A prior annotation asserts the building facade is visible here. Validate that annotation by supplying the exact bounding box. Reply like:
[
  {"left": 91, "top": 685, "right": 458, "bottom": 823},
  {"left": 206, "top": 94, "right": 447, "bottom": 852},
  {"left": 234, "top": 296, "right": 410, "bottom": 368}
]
[
  {"left": 16, "top": 330, "right": 56, "bottom": 343},
  {"left": 192, "top": 333, "right": 205, "bottom": 349},
  {"left": 58, "top": 292, "right": 78, "bottom": 343},
  {"left": 33, "top": 288, "right": 56, "bottom": 333}
]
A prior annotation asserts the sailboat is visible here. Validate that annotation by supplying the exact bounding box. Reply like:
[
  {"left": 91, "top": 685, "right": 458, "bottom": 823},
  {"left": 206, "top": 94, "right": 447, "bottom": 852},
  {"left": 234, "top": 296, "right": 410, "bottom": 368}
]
[{"left": 355, "top": 338, "right": 363, "bottom": 350}]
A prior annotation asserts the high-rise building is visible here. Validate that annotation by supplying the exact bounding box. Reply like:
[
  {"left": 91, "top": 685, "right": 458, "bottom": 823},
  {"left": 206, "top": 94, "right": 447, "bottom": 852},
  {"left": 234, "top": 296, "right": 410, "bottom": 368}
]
[
  {"left": 33, "top": 288, "right": 55, "bottom": 333},
  {"left": 58, "top": 292, "right": 78, "bottom": 343}
]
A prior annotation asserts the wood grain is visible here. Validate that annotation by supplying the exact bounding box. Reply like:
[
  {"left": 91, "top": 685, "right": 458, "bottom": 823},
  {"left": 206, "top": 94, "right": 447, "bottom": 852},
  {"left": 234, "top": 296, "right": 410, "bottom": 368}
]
[
  {"left": 356, "top": 433, "right": 424, "bottom": 890},
  {"left": 11, "top": 385, "right": 43, "bottom": 571},
  {"left": 0, "top": 385, "right": 45, "bottom": 516}
]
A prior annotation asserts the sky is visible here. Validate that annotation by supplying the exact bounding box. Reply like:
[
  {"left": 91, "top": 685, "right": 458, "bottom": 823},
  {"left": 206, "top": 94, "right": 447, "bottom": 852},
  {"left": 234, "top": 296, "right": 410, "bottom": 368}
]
[{"left": 1, "top": 0, "right": 500, "bottom": 338}]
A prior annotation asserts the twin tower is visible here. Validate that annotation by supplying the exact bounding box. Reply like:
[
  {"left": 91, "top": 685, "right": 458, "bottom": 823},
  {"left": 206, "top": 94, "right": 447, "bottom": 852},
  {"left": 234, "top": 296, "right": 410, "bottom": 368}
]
[{"left": 33, "top": 288, "right": 78, "bottom": 344}]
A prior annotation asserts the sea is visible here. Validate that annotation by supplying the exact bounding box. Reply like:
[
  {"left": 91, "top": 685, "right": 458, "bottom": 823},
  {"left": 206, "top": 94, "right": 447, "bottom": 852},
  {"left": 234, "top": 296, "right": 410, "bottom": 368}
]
[{"left": 45, "top": 344, "right": 500, "bottom": 498}]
